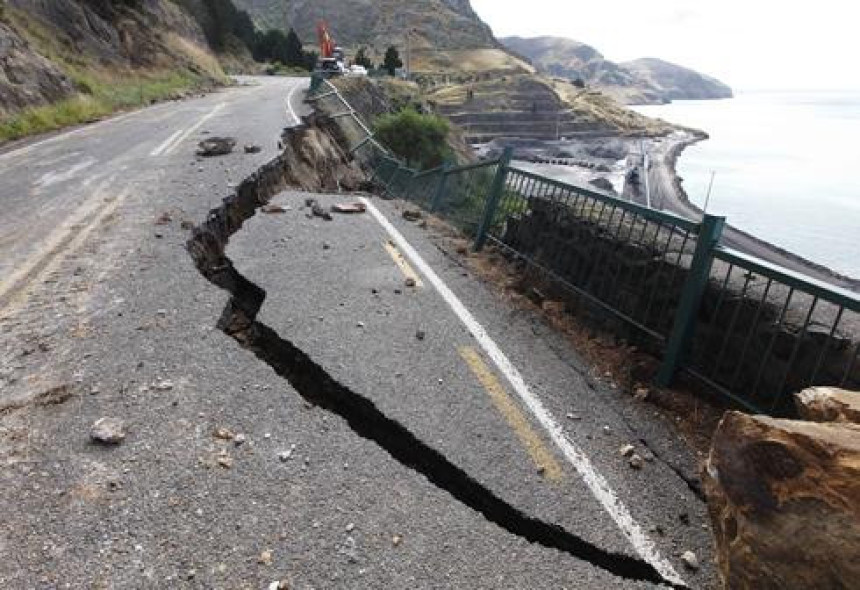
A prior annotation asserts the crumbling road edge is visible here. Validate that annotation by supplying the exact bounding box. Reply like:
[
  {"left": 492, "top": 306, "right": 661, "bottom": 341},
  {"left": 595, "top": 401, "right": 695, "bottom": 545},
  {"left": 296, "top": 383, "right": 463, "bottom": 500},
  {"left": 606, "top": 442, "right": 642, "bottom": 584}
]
[{"left": 185, "top": 135, "right": 685, "bottom": 589}]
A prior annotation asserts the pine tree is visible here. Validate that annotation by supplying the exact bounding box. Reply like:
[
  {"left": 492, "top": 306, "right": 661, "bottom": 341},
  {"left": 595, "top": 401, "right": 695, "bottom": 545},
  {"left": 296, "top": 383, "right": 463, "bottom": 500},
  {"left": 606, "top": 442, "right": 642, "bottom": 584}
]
[{"left": 383, "top": 46, "right": 403, "bottom": 77}]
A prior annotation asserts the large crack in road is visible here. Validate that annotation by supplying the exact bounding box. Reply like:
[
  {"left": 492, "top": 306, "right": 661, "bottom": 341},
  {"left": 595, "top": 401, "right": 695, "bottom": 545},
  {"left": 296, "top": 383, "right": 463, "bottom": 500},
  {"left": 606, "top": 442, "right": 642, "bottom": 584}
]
[{"left": 186, "top": 138, "right": 685, "bottom": 589}]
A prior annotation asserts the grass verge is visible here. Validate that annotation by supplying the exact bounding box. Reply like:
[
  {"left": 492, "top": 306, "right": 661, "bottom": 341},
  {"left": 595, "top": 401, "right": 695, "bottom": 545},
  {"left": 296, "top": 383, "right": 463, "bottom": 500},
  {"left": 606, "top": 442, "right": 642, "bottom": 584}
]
[{"left": 0, "top": 68, "right": 213, "bottom": 142}]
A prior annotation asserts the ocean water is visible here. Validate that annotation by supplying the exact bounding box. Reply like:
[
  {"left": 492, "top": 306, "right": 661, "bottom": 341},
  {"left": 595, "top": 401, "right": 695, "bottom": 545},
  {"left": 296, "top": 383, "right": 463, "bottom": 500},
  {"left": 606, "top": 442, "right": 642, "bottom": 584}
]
[{"left": 634, "top": 91, "right": 860, "bottom": 279}]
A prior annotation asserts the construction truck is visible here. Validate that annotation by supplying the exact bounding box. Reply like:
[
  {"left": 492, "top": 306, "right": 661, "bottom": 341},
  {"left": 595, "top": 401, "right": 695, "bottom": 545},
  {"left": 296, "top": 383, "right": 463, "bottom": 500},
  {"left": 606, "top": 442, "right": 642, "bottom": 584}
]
[{"left": 316, "top": 21, "right": 346, "bottom": 76}]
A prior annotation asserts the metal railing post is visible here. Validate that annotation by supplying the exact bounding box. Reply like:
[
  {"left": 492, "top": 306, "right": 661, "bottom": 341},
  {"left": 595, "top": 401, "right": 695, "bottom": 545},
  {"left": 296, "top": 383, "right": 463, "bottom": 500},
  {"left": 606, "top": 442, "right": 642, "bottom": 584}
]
[
  {"left": 656, "top": 213, "right": 726, "bottom": 386},
  {"left": 474, "top": 147, "right": 513, "bottom": 252},
  {"left": 430, "top": 163, "right": 452, "bottom": 212}
]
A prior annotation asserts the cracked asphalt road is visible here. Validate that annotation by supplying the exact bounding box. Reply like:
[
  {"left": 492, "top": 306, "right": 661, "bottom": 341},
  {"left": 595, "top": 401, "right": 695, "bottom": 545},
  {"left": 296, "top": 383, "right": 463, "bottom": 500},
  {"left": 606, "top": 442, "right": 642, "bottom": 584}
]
[{"left": 1, "top": 76, "right": 716, "bottom": 588}]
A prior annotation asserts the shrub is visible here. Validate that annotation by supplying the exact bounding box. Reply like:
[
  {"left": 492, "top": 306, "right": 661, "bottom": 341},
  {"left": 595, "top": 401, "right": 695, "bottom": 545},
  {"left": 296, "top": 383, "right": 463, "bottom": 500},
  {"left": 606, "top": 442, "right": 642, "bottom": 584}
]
[{"left": 373, "top": 108, "right": 452, "bottom": 169}]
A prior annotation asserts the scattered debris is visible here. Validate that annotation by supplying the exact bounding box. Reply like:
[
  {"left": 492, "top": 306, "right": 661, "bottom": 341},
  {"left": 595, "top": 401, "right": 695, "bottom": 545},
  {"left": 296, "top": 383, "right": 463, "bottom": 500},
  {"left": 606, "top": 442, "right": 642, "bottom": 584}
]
[
  {"left": 628, "top": 454, "right": 644, "bottom": 470},
  {"left": 244, "top": 144, "right": 262, "bottom": 154},
  {"left": 305, "top": 198, "right": 333, "bottom": 221},
  {"left": 90, "top": 417, "right": 126, "bottom": 445},
  {"left": 258, "top": 549, "right": 273, "bottom": 566},
  {"left": 197, "top": 137, "right": 236, "bottom": 157},
  {"left": 619, "top": 444, "right": 636, "bottom": 458},
  {"left": 278, "top": 444, "right": 296, "bottom": 462},
  {"left": 213, "top": 427, "right": 235, "bottom": 441},
  {"left": 403, "top": 210, "right": 422, "bottom": 222},
  {"left": 633, "top": 387, "right": 651, "bottom": 402},
  {"left": 262, "top": 204, "right": 288, "bottom": 214},
  {"left": 680, "top": 550, "right": 699, "bottom": 570},
  {"left": 331, "top": 202, "right": 367, "bottom": 214},
  {"left": 153, "top": 379, "right": 174, "bottom": 391},
  {"left": 405, "top": 277, "right": 417, "bottom": 288},
  {"left": 216, "top": 452, "right": 233, "bottom": 469}
]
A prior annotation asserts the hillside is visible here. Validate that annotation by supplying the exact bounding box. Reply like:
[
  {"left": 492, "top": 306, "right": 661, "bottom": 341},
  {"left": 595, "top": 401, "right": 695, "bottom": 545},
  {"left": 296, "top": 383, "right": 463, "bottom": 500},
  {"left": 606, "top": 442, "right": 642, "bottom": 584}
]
[
  {"left": 501, "top": 35, "right": 732, "bottom": 104},
  {"left": 620, "top": 58, "right": 733, "bottom": 102},
  {"left": 233, "top": 0, "right": 498, "bottom": 62},
  {"left": 0, "top": 0, "right": 245, "bottom": 140}
]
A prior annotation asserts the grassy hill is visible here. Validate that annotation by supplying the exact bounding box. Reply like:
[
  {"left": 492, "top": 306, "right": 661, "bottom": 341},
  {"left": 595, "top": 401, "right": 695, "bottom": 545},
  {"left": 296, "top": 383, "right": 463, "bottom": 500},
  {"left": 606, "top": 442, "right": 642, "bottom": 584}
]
[{"left": 0, "top": 0, "right": 254, "bottom": 142}]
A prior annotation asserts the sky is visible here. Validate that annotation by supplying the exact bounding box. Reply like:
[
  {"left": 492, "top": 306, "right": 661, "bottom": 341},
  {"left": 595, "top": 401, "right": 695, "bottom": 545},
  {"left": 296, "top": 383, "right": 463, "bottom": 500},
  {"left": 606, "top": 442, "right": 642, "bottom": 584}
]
[{"left": 470, "top": 0, "right": 860, "bottom": 91}]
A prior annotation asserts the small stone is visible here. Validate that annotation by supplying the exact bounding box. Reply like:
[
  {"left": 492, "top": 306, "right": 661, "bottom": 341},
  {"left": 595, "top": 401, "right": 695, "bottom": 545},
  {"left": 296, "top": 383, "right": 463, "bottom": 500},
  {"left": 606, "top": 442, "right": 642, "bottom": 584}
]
[
  {"left": 357, "top": 321, "right": 365, "bottom": 328},
  {"left": 322, "top": 242, "right": 331, "bottom": 250},
  {"left": 258, "top": 550, "right": 273, "bottom": 565},
  {"left": 346, "top": 523, "right": 355, "bottom": 532},
  {"left": 244, "top": 144, "right": 262, "bottom": 154},
  {"left": 680, "top": 550, "right": 699, "bottom": 570},
  {"left": 566, "top": 413, "right": 581, "bottom": 421},
  {"left": 402, "top": 210, "right": 422, "bottom": 222},
  {"left": 456, "top": 245, "right": 468, "bottom": 255},
  {"left": 536, "top": 465, "right": 546, "bottom": 476},
  {"left": 628, "top": 454, "right": 645, "bottom": 470},
  {"left": 90, "top": 418, "right": 126, "bottom": 445},
  {"left": 268, "top": 582, "right": 289, "bottom": 590},
  {"left": 602, "top": 425, "right": 611, "bottom": 435},
  {"left": 633, "top": 387, "right": 650, "bottom": 402},
  {"left": 187, "top": 569, "right": 197, "bottom": 580},
  {"left": 217, "top": 453, "right": 233, "bottom": 469},
  {"left": 619, "top": 444, "right": 636, "bottom": 458},
  {"left": 405, "top": 277, "right": 417, "bottom": 288},
  {"left": 156, "top": 309, "right": 168, "bottom": 317},
  {"left": 262, "top": 204, "right": 287, "bottom": 214},
  {"left": 415, "top": 330, "right": 426, "bottom": 341},
  {"left": 153, "top": 379, "right": 174, "bottom": 391},
  {"left": 214, "top": 427, "right": 235, "bottom": 441},
  {"left": 392, "top": 535, "right": 402, "bottom": 546},
  {"left": 234, "top": 433, "right": 246, "bottom": 446}
]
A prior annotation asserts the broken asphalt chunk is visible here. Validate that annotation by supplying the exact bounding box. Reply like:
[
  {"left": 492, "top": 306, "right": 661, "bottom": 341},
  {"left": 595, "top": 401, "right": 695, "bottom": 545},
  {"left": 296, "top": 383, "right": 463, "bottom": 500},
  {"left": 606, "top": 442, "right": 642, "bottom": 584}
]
[
  {"left": 331, "top": 202, "right": 367, "bottom": 214},
  {"left": 197, "top": 137, "right": 236, "bottom": 157}
]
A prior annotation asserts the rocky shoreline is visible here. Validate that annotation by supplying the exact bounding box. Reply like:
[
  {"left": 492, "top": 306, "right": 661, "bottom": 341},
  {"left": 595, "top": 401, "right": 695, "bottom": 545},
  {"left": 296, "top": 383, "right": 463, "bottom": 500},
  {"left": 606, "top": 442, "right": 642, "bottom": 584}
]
[{"left": 661, "top": 133, "right": 860, "bottom": 292}]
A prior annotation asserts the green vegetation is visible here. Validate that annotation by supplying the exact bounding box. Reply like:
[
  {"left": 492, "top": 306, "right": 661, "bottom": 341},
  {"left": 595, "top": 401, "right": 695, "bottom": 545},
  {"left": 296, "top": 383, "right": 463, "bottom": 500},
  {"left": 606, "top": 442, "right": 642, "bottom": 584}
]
[
  {"left": 373, "top": 109, "right": 451, "bottom": 169},
  {"left": 253, "top": 28, "right": 316, "bottom": 70},
  {"left": 0, "top": 69, "right": 208, "bottom": 142},
  {"left": 354, "top": 47, "right": 373, "bottom": 70},
  {"left": 383, "top": 46, "right": 403, "bottom": 76}
]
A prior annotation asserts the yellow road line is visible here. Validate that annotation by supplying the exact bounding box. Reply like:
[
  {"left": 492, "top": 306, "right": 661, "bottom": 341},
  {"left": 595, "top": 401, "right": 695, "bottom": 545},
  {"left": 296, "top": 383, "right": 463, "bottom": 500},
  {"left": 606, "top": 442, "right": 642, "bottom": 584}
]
[
  {"left": 383, "top": 240, "right": 423, "bottom": 287},
  {"left": 459, "top": 346, "right": 563, "bottom": 482}
]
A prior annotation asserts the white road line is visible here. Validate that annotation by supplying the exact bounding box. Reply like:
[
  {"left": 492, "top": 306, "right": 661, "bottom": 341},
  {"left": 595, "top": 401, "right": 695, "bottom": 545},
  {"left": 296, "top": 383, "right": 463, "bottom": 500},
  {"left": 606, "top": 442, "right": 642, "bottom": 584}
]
[
  {"left": 150, "top": 130, "right": 183, "bottom": 157},
  {"left": 360, "top": 197, "right": 684, "bottom": 586},
  {"left": 286, "top": 81, "right": 301, "bottom": 125},
  {"left": 161, "top": 102, "right": 226, "bottom": 156}
]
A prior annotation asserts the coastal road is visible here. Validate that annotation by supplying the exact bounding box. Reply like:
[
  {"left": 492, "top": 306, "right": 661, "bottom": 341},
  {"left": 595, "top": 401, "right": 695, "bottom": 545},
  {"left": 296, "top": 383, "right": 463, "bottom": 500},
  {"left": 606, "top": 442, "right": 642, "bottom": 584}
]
[
  {"left": 646, "top": 133, "right": 859, "bottom": 291},
  {"left": 1, "top": 77, "right": 714, "bottom": 588}
]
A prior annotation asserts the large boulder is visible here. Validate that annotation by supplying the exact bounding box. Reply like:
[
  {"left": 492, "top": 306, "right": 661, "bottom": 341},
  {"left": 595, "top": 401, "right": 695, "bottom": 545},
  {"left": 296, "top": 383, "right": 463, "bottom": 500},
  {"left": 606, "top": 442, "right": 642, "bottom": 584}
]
[
  {"left": 794, "top": 387, "right": 860, "bottom": 424},
  {"left": 703, "top": 411, "right": 860, "bottom": 589}
]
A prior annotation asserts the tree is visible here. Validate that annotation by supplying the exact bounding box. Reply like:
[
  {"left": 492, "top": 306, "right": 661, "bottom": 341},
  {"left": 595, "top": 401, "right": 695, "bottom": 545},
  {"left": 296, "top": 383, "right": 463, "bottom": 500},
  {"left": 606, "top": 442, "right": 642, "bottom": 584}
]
[
  {"left": 373, "top": 109, "right": 452, "bottom": 169},
  {"left": 284, "top": 28, "right": 305, "bottom": 68},
  {"left": 354, "top": 47, "right": 373, "bottom": 70},
  {"left": 383, "top": 46, "right": 403, "bottom": 77}
]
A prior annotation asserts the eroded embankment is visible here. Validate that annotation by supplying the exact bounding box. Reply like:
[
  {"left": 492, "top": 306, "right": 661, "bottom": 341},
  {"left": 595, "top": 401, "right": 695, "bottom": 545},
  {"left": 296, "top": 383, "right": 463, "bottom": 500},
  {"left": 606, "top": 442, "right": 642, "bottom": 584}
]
[{"left": 185, "top": 116, "right": 683, "bottom": 587}]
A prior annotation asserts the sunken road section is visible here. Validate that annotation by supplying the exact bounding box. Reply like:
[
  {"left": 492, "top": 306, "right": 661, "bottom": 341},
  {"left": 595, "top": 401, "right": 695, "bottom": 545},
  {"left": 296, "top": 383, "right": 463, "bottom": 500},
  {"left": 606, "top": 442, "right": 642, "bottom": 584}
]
[{"left": 185, "top": 127, "right": 684, "bottom": 588}]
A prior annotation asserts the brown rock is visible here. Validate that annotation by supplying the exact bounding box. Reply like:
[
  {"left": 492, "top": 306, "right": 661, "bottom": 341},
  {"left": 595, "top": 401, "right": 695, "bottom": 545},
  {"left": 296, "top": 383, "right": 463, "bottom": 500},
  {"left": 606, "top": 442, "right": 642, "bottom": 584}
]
[
  {"left": 794, "top": 387, "right": 860, "bottom": 424},
  {"left": 703, "top": 411, "right": 860, "bottom": 590}
]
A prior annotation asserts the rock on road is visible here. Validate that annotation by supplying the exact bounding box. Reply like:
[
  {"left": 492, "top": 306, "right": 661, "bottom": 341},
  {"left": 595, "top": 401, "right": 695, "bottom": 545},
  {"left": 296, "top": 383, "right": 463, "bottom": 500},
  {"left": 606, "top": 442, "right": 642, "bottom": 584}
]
[{"left": 1, "top": 77, "right": 715, "bottom": 588}]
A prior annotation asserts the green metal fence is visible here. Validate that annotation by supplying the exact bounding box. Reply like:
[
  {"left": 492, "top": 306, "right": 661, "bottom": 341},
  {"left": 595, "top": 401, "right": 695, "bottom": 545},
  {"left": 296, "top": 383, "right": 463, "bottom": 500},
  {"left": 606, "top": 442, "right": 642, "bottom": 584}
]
[{"left": 305, "top": 76, "right": 859, "bottom": 415}]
